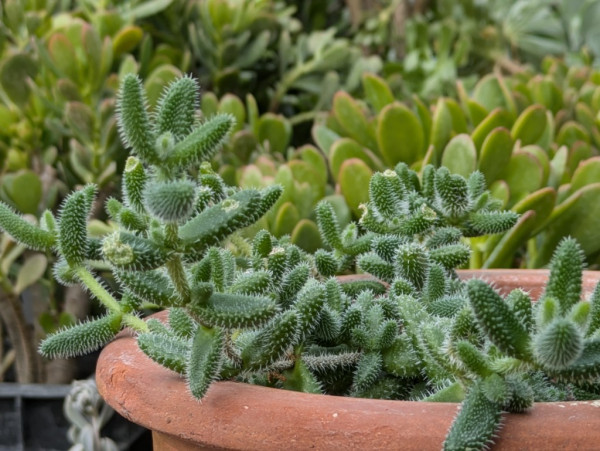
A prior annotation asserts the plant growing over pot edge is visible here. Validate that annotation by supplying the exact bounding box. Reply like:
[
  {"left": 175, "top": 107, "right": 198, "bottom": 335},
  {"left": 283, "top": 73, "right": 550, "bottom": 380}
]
[{"left": 1, "top": 75, "right": 599, "bottom": 450}]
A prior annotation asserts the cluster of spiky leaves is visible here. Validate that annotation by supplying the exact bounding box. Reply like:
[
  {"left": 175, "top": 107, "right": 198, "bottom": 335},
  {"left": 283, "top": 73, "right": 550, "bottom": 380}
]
[
  {"left": 311, "top": 166, "right": 600, "bottom": 449},
  {"left": 0, "top": 74, "right": 282, "bottom": 386}
]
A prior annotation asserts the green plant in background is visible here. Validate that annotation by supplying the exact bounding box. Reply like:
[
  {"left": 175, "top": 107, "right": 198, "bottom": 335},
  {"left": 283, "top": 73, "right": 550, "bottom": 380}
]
[
  {"left": 331, "top": 0, "right": 600, "bottom": 101},
  {"left": 186, "top": 0, "right": 285, "bottom": 97},
  {"left": 186, "top": 0, "right": 381, "bottom": 119},
  {"left": 197, "top": 90, "right": 349, "bottom": 254}
]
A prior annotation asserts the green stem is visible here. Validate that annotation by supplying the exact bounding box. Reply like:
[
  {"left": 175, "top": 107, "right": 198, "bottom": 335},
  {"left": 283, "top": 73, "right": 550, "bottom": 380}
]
[
  {"left": 75, "top": 266, "right": 120, "bottom": 313},
  {"left": 164, "top": 223, "right": 190, "bottom": 303},
  {"left": 123, "top": 314, "right": 149, "bottom": 332},
  {"left": 166, "top": 256, "right": 190, "bottom": 303}
]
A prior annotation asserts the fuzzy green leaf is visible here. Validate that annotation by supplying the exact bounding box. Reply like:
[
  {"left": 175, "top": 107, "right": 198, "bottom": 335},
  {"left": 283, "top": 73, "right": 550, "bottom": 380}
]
[
  {"left": 0, "top": 202, "right": 55, "bottom": 251},
  {"left": 117, "top": 74, "right": 157, "bottom": 164},
  {"left": 191, "top": 292, "right": 278, "bottom": 329},
  {"left": 138, "top": 332, "right": 190, "bottom": 374},
  {"left": 369, "top": 171, "right": 403, "bottom": 220},
  {"left": 535, "top": 318, "right": 583, "bottom": 370},
  {"left": 39, "top": 313, "right": 122, "bottom": 358},
  {"left": 443, "top": 382, "right": 502, "bottom": 451},
  {"left": 506, "top": 289, "right": 534, "bottom": 333},
  {"left": 429, "top": 243, "right": 471, "bottom": 271},
  {"left": 552, "top": 339, "right": 600, "bottom": 382},
  {"left": 188, "top": 325, "right": 225, "bottom": 399},
  {"left": 357, "top": 252, "right": 395, "bottom": 283},
  {"left": 294, "top": 280, "right": 326, "bottom": 337},
  {"left": 103, "top": 231, "right": 169, "bottom": 271},
  {"left": 241, "top": 310, "right": 299, "bottom": 369},
  {"left": 426, "top": 227, "right": 462, "bottom": 249},
  {"left": 144, "top": 179, "right": 196, "bottom": 222},
  {"left": 395, "top": 243, "right": 429, "bottom": 289},
  {"left": 230, "top": 270, "right": 272, "bottom": 295},
  {"left": 168, "top": 308, "right": 196, "bottom": 338},
  {"left": 543, "top": 238, "right": 585, "bottom": 315},
  {"left": 467, "top": 279, "right": 532, "bottom": 361},
  {"left": 455, "top": 340, "right": 492, "bottom": 377},
  {"left": 279, "top": 263, "right": 311, "bottom": 306},
  {"left": 314, "top": 250, "right": 339, "bottom": 277},
  {"left": 58, "top": 185, "right": 96, "bottom": 266},
  {"left": 351, "top": 352, "right": 383, "bottom": 393},
  {"left": 467, "top": 211, "right": 519, "bottom": 236},
  {"left": 435, "top": 168, "right": 471, "bottom": 218},
  {"left": 315, "top": 201, "right": 343, "bottom": 250},
  {"left": 114, "top": 269, "right": 177, "bottom": 305},
  {"left": 163, "top": 114, "right": 234, "bottom": 170},
  {"left": 179, "top": 190, "right": 262, "bottom": 250},
  {"left": 155, "top": 75, "right": 198, "bottom": 141}
]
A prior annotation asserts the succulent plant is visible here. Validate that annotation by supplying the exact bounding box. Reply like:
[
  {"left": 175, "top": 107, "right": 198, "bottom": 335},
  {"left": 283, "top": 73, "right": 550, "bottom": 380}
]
[
  {"left": 195, "top": 90, "right": 350, "bottom": 254},
  {"left": 186, "top": 0, "right": 284, "bottom": 96},
  {"left": 2, "top": 74, "right": 596, "bottom": 450}
]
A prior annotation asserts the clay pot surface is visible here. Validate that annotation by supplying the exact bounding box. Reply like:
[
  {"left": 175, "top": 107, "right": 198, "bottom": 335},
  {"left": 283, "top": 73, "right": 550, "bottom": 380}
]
[{"left": 96, "top": 270, "right": 600, "bottom": 450}]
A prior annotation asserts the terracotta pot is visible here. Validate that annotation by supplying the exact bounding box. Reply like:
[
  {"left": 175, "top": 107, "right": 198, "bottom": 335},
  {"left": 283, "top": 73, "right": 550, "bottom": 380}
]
[{"left": 96, "top": 270, "right": 600, "bottom": 450}]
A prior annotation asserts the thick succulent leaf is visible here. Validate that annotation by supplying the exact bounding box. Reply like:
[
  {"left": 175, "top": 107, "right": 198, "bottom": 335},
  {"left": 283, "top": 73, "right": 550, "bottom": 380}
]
[
  {"left": 58, "top": 185, "right": 96, "bottom": 266},
  {"left": 117, "top": 74, "right": 157, "bottom": 164},
  {"left": 179, "top": 189, "right": 262, "bottom": 250},
  {"left": 138, "top": 332, "right": 190, "bottom": 374},
  {"left": 103, "top": 232, "right": 170, "bottom": 271},
  {"left": 187, "top": 325, "right": 225, "bottom": 399},
  {"left": 168, "top": 308, "right": 196, "bottom": 338},
  {"left": 163, "top": 114, "right": 234, "bottom": 170},
  {"left": 534, "top": 318, "right": 583, "bottom": 370},
  {"left": 543, "top": 237, "right": 584, "bottom": 315},
  {"left": 0, "top": 202, "right": 55, "bottom": 251},
  {"left": 241, "top": 310, "right": 299, "bottom": 369},
  {"left": 443, "top": 382, "right": 502, "bottom": 451},
  {"left": 155, "top": 75, "right": 199, "bottom": 141},
  {"left": 39, "top": 313, "right": 122, "bottom": 358},
  {"left": 191, "top": 292, "right": 278, "bottom": 329},
  {"left": 114, "top": 269, "right": 177, "bottom": 305},
  {"left": 467, "top": 279, "right": 532, "bottom": 361},
  {"left": 144, "top": 179, "right": 197, "bottom": 222}
]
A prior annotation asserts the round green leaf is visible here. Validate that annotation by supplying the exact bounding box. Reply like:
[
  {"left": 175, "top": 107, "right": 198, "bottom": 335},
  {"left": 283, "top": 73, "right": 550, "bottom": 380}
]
[
  {"left": 338, "top": 158, "right": 372, "bottom": 218},
  {"left": 376, "top": 103, "right": 424, "bottom": 167},
  {"left": 441, "top": 134, "right": 477, "bottom": 178}
]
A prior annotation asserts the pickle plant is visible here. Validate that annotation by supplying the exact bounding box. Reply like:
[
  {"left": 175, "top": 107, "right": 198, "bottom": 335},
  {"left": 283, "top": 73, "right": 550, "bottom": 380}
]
[
  {"left": 2, "top": 74, "right": 598, "bottom": 450},
  {"left": 313, "top": 167, "right": 600, "bottom": 449}
]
